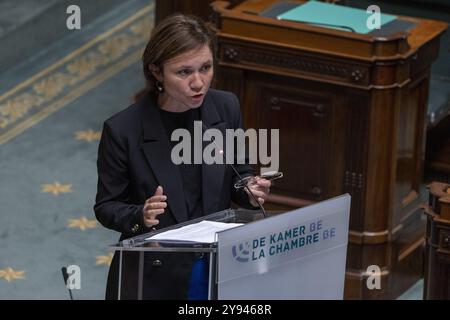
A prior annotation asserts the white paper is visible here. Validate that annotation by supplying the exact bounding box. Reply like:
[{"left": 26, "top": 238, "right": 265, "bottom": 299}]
[{"left": 146, "top": 220, "right": 243, "bottom": 243}]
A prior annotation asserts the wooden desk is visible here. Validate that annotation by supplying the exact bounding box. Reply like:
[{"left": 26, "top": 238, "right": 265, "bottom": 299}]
[
  {"left": 211, "top": 0, "right": 447, "bottom": 299},
  {"left": 424, "top": 182, "right": 450, "bottom": 299}
]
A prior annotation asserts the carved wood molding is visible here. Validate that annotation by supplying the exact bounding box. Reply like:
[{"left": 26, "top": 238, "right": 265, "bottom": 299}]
[
  {"left": 220, "top": 43, "right": 369, "bottom": 85},
  {"left": 348, "top": 229, "right": 390, "bottom": 244},
  {"left": 427, "top": 182, "right": 450, "bottom": 220}
]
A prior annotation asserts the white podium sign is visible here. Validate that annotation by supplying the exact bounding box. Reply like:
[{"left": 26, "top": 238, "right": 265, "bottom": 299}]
[{"left": 217, "top": 194, "right": 351, "bottom": 299}]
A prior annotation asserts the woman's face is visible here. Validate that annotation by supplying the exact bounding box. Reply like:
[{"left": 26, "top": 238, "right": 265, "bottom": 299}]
[{"left": 153, "top": 45, "right": 214, "bottom": 112}]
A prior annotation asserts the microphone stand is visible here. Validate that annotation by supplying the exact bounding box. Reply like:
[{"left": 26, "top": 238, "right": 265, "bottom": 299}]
[
  {"left": 61, "top": 267, "right": 74, "bottom": 300},
  {"left": 202, "top": 122, "right": 267, "bottom": 218},
  {"left": 226, "top": 156, "right": 267, "bottom": 218}
]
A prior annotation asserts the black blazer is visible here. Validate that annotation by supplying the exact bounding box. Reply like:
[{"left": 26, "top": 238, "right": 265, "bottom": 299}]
[{"left": 94, "top": 89, "right": 254, "bottom": 299}]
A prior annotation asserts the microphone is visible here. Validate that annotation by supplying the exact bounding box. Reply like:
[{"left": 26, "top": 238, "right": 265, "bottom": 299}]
[
  {"left": 61, "top": 267, "right": 74, "bottom": 300},
  {"left": 201, "top": 122, "right": 267, "bottom": 218}
]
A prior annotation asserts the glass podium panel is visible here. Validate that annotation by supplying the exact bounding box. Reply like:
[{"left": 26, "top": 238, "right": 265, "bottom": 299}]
[{"left": 110, "top": 208, "right": 265, "bottom": 299}]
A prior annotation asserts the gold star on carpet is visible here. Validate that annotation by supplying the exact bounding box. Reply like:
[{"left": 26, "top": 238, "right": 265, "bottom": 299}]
[
  {"left": 75, "top": 129, "right": 101, "bottom": 142},
  {"left": 41, "top": 182, "right": 72, "bottom": 196},
  {"left": 68, "top": 216, "right": 98, "bottom": 231},
  {"left": 0, "top": 268, "right": 26, "bottom": 282},
  {"left": 96, "top": 252, "right": 114, "bottom": 266}
]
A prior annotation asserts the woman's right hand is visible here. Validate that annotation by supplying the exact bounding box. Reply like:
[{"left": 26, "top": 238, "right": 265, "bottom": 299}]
[{"left": 143, "top": 186, "right": 167, "bottom": 227}]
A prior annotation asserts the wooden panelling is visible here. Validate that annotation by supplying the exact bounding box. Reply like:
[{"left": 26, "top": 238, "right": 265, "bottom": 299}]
[
  {"left": 154, "top": 0, "right": 448, "bottom": 300},
  {"left": 424, "top": 182, "right": 450, "bottom": 299},
  {"left": 213, "top": 0, "right": 447, "bottom": 299}
]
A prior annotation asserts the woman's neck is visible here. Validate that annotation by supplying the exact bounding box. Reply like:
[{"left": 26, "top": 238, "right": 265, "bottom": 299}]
[{"left": 157, "top": 93, "right": 190, "bottom": 113}]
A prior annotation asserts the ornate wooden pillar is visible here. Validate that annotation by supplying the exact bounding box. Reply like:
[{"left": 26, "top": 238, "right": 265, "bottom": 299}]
[{"left": 424, "top": 182, "right": 450, "bottom": 299}]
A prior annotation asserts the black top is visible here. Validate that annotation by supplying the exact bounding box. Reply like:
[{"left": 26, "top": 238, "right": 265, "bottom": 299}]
[
  {"left": 95, "top": 89, "right": 255, "bottom": 299},
  {"left": 159, "top": 107, "right": 203, "bottom": 219}
]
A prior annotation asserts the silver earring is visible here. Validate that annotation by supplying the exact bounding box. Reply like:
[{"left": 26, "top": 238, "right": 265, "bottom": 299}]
[{"left": 155, "top": 81, "right": 164, "bottom": 93}]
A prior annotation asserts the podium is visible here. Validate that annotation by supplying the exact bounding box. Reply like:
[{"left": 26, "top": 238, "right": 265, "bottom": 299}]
[
  {"left": 111, "top": 194, "right": 351, "bottom": 300},
  {"left": 210, "top": 0, "right": 448, "bottom": 299}
]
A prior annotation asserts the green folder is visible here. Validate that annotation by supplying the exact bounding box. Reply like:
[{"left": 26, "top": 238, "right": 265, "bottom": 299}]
[{"left": 277, "top": 0, "right": 397, "bottom": 34}]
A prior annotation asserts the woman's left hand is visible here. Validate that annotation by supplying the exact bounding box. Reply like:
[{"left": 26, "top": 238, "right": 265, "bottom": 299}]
[{"left": 245, "top": 177, "right": 271, "bottom": 207}]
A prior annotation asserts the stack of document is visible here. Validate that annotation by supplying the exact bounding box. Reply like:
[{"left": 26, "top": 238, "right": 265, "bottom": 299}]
[{"left": 146, "top": 220, "right": 243, "bottom": 243}]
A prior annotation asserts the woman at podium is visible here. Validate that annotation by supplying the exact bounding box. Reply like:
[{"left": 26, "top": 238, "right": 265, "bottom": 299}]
[{"left": 94, "top": 13, "right": 271, "bottom": 299}]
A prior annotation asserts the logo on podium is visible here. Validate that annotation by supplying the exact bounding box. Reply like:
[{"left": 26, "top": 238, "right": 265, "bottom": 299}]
[{"left": 232, "top": 242, "right": 251, "bottom": 263}]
